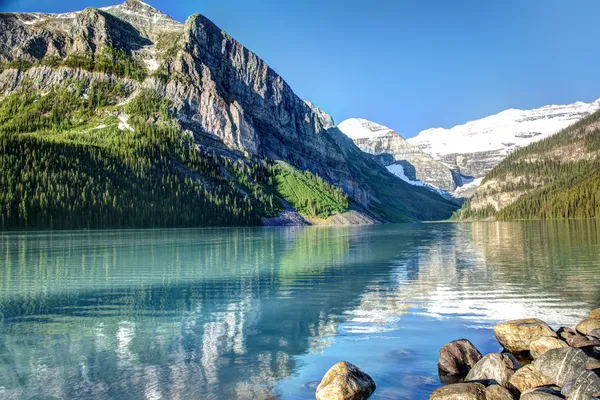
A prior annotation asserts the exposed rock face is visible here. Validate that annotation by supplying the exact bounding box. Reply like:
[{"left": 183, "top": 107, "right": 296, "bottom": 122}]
[
  {"left": 0, "top": 0, "right": 459, "bottom": 224},
  {"left": 465, "top": 353, "right": 521, "bottom": 390},
  {"left": 316, "top": 361, "right": 376, "bottom": 400},
  {"left": 590, "top": 309, "right": 600, "bottom": 319},
  {"left": 494, "top": 318, "right": 558, "bottom": 354},
  {"left": 508, "top": 364, "right": 553, "bottom": 394},
  {"left": 430, "top": 382, "right": 487, "bottom": 400},
  {"left": 577, "top": 319, "right": 600, "bottom": 336},
  {"left": 438, "top": 339, "right": 483, "bottom": 375},
  {"left": 530, "top": 336, "right": 569, "bottom": 359},
  {"left": 532, "top": 347, "right": 588, "bottom": 387},
  {"left": 485, "top": 384, "right": 516, "bottom": 400},
  {"left": 338, "top": 118, "right": 461, "bottom": 193}
]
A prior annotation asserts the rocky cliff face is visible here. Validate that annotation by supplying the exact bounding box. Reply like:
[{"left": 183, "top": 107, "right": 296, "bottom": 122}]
[
  {"left": 0, "top": 0, "right": 458, "bottom": 223},
  {"left": 338, "top": 118, "right": 460, "bottom": 192}
]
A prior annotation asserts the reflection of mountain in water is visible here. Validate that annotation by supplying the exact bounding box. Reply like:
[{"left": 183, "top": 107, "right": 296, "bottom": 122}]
[
  {"left": 0, "top": 222, "right": 599, "bottom": 399},
  {"left": 0, "top": 227, "right": 408, "bottom": 399},
  {"left": 343, "top": 221, "right": 599, "bottom": 335}
]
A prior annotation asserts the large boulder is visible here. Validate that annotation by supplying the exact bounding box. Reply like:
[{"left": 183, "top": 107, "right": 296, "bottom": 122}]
[
  {"left": 430, "top": 382, "right": 486, "bottom": 400},
  {"left": 466, "top": 353, "right": 521, "bottom": 389},
  {"left": 494, "top": 319, "right": 557, "bottom": 354},
  {"left": 530, "top": 336, "right": 568, "bottom": 359},
  {"left": 316, "top": 361, "right": 376, "bottom": 400},
  {"left": 485, "top": 384, "right": 516, "bottom": 400},
  {"left": 590, "top": 308, "right": 600, "bottom": 319},
  {"left": 577, "top": 319, "right": 600, "bottom": 336},
  {"left": 520, "top": 386, "right": 565, "bottom": 400},
  {"left": 508, "top": 364, "right": 552, "bottom": 394},
  {"left": 532, "top": 347, "right": 588, "bottom": 387},
  {"left": 438, "top": 339, "right": 483, "bottom": 375},
  {"left": 561, "top": 370, "right": 600, "bottom": 399}
]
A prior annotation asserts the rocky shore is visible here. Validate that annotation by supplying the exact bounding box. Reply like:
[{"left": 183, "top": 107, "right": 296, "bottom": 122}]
[
  {"left": 432, "top": 311, "right": 600, "bottom": 400},
  {"left": 314, "top": 309, "right": 600, "bottom": 399}
]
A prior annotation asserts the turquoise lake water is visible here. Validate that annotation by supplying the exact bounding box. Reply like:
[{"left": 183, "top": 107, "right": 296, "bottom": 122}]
[{"left": 1, "top": 221, "right": 599, "bottom": 399}]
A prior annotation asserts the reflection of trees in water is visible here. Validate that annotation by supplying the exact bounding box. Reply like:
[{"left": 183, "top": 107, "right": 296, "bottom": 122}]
[
  {"left": 343, "top": 221, "right": 600, "bottom": 331},
  {"left": 0, "top": 227, "right": 393, "bottom": 399},
  {"left": 0, "top": 222, "right": 598, "bottom": 399}
]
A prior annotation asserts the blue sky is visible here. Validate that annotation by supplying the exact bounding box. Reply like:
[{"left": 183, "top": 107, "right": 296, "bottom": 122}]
[{"left": 2, "top": 0, "right": 599, "bottom": 138}]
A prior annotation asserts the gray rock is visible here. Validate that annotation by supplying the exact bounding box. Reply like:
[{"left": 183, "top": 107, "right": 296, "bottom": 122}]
[
  {"left": 494, "top": 319, "right": 557, "bottom": 354},
  {"left": 316, "top": 361, "right": 376, "bottom": 400},
  {"left": 430, "top": 382, "right": 486, "bottom": 400},
  {"left": 438, "top": 339, "right": 483, "bottom": 375},
  {"left": 589, "top": 329, "right": 600, "bottom": 340},
  {"left": 466, "top": 353, "right": 521, "bottom": 389},
  {"left": 561, "top": 371, "right": 600, "bottom": 399},
  {"left": 532, "top": 347, "right": 588, "bottom": 387}
]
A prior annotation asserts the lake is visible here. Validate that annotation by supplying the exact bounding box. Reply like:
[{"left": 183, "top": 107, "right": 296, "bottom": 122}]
[{"left": 1, "top": 221, "right": 599, "bottom": 399}]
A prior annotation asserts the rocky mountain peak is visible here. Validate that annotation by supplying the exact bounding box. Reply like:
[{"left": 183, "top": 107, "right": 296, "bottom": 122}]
[{"left": 338, "top": 118, "right": 398, "bottom": 140}]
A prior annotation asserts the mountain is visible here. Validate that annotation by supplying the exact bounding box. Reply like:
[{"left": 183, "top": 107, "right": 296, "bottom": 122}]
[
  {"left": 452, "top": 109, "right": 600, "bottom": 220},
  {"left": 338, "top": 118, "right": 463, "bottom": 194},
  {"left": 0, "top": 0, "right": 458, "bottom": 229},
  {"left": 408, "top": 99, "right": 600, "bottom": 181}
]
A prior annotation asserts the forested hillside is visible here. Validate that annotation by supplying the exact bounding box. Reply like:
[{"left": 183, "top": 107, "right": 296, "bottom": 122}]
[{"left": 452, "top": 109, "right": 600, "bottom": 220}]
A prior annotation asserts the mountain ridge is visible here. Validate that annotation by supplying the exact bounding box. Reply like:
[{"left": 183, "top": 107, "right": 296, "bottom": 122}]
[{"left": 0, "top": 0, "right": 458, "bottom": 229}]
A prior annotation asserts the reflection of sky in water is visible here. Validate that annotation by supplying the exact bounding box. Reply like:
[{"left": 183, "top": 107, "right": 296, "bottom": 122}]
[{"left": 0, "top": 221, "right": 599, "bottom": 399}]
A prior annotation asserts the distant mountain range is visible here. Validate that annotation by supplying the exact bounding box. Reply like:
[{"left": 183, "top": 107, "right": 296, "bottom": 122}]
[
  {"left": 0, "top": 0, "right": 457, "bottom": 229},
  {"left": 339, "top": 99, "right": 600, "bottom": 198},
  {"left": 453, "top": 108, "right": 600, "bottom": 220}
]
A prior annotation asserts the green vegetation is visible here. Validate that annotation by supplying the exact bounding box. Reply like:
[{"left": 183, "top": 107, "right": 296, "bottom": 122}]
[
  {"left": 0, "top": 85, "right": 261, "bottom": 229},
  {"left": 454, "top": 110, "right": 600, "bottom": 221},
  {"left": 0, "top": 47, "right": 147, "bottom": 81},
  {"left": 0, "top": 81, "right": 358, "bottom": 229},
  {"left": 450, "top": 200, "right": 497, "bottom": 220},
  {"left": 270, "top": 164, "right": 349, "bottom": 218}
]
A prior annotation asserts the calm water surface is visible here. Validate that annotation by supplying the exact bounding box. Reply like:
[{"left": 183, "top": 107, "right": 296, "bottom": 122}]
[{"left": 1, "top": 221, "right": 599, "bottom": 399}]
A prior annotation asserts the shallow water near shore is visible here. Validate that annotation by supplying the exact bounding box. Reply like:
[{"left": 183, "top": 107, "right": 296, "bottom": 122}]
[{"left": 0, "top": 221, "right": 599, "bottom": 399}]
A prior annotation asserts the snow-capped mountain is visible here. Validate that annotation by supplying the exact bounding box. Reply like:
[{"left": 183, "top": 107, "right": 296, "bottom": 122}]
[
  {"left": 408, "top": 99, "right": 600, "bottom": 178},
  {"left": 338, "top": 118, "right": 461, "bottom": 194}
]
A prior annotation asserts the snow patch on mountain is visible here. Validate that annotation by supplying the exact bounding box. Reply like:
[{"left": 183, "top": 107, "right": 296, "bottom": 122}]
[
  {"left": 408, "top": 99, "right": 600, "bottom": 158},
  {"left": 338, "top": 118, "right": 396, "bottom": 140}
]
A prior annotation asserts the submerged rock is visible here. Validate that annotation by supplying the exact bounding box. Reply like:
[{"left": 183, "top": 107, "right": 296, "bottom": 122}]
[
  {"left": 530, "top": 336, "right": 568, "bottom": 359},
  {"left": 494, "top": 319, "right": 557, "bottom": 354},
  {"left": 508, "top": 364, "right": 552, "bottom": 394},
  {"left": 520, "top": 386, "right": 565, "bottom": 400},
  {"left": 438, "top": 339, "right": 483, "bottom": 375},
  {"left": 465, "top": 353, "right": 521, "bottom": 389},
  {"left": 532, "top": 347, "right": 588, "bottom": 387},
  {"left": 577, "top": 319, "right": 600, "bottom": 336},
  {"left": 430, "top": 382, "right": 486, "bottom": 400},
  {"left": 316, "top": 361, "right": 376, "bottom": 400},
  {"left": 485, "top": 384, "right": 516, "bottom": 400}
]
